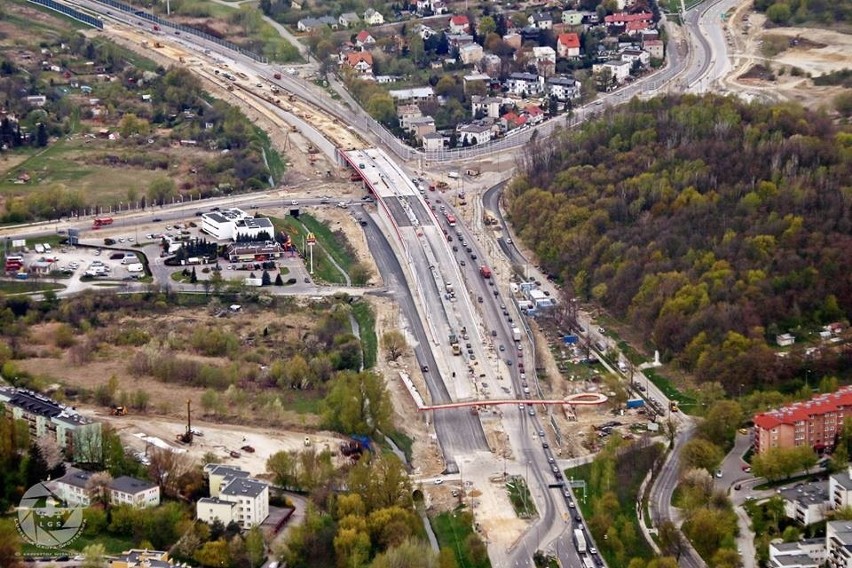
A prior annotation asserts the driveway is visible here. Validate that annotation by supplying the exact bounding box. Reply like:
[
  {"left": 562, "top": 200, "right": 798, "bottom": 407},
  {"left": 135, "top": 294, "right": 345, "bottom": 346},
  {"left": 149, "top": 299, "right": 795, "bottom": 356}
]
[{"left": 717, "top": 432, "right": 758, "bottom": 568}]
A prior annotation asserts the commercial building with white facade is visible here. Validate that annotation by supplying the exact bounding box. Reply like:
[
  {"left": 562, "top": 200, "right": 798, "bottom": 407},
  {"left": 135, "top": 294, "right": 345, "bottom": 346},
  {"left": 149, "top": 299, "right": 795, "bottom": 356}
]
[{"left": 200, "top": 209, "right": 274, "bottom": 242}]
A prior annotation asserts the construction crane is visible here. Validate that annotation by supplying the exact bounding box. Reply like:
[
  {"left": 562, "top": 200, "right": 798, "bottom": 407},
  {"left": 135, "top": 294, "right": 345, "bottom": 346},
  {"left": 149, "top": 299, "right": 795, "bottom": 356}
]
[{"left": 175, "top": 400, "right": 194, "bottom": 444}]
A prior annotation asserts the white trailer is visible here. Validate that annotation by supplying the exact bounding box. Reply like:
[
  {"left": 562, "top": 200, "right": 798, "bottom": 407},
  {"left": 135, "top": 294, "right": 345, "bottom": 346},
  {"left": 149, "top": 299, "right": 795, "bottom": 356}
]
[{"left": 574, "top": 529, "right": 586, "bottom": 554}]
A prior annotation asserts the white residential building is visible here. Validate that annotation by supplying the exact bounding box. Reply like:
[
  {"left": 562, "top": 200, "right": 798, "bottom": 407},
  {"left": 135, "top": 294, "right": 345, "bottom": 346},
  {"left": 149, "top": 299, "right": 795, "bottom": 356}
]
[
  {"left": 780, "top": 481, "right": 831, "bottom": 526},
  {"left": 198, "top": 464, "right": 269, "bottom": 529},
  {"left": 110, "top": 476, "right": 160, "bottom": 508},
  {"left": 457, "top": 123, "right": 493, "bottom": 145},
  {"left": 528, "top": 11, "right": 553, "bottom": 29},
  {"left": 621, "top": 48, "right": 650, "bottom": 66},
  {"left": 389, "top": 86, "right": 435, "bottom": 103},
  {"left": 422, "top": 132, "right": 445, "bottom": 151},
  {"left": 546, "top": 76, "right": 581, "bottom": 101},
  {"left": 831, "top": 465, "right": 852, "bottom": 509},
  {"left": 471, "top": 95, "right": 503, "bottom": 119},
  {"left": 459, "top": 43, "right": 484, "bottom": 65},
  {"left": 506, "top": 72, "right": 542, "bottom": 96},
  {"left": 338, "top": 12, "right": 359, "bottom": 27},
  {"left": 593, "top": 60, "right": 631, "bottom": 83},
  {"left": 363, "top": 8, "right": 384, "bottom": 25},
  {"left": 828, "top": 521, "right": 852, "bottom": 568},
  {"left": 769, "top": 539, "right": 825, "bottom": 568}
]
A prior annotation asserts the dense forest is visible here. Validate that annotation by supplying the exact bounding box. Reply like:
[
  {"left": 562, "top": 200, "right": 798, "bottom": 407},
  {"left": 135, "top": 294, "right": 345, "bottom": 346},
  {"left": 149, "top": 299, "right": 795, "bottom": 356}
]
[{"left": 509, "top": 95, "right": 851, "bottom": 393}]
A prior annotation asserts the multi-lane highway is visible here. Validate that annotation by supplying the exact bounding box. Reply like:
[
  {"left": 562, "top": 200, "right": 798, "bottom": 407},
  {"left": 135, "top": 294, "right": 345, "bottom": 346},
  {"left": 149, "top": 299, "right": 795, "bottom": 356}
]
[{"left": 29, "top": 0, "right": 740, "bottom": 565}]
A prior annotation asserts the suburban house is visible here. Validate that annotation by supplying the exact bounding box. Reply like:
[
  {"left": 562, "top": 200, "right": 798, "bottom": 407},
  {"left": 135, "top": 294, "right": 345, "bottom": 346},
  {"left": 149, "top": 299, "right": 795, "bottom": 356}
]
[
  {"left": 471, "top": 95, "right": 503, "bottom": 119},
  {"left": 197, "top": 464, "right": 269, "bottom": 529},
  {"left": 463, "top": 73, "right": 490, "bottom": 94},
  {"left": 363, "top": 8, "right": 384, "bottom": 25},
  {"left": 753, "top": 385, "right": 852, "bottom": 455},
  {"left": 449, "top": 15, "right": 470, "bottom": 34},
  {"left": 523, "top": 104, "right": 545, "bottom": 126},
  {"left": 561, "top": 10, "right": 584, "bottom": 26},
  {"left": 546, "top": 76, "right": 581, "bottom": 100},
  {"left": 501, "top": 111, "right": 527, "bottom": 130},
  {"left": 643, "top": 39, "right": 665, "bottom": 59},
  {"left": 777, "top": 333, "right": 796, "bottom": 347},
  {"left": 528, "top": 11, "right": 554, "bottom": 29},
  {"left": 506, "top": 72, "right": 542, "bottom": 96},
  {"left": 605, "top": 12, "right": 655, "bottom": 34},
  {"left": 532, "top": 46, "right": 557, "bottom": 75},
  {"left": 405, "top": 116, "right": 436, "bottom": 139},
  {"left": 389, "top": 86, "right": 435, "bottom": 103},
  {"left": 338, "top": 12, "right": 360, "bottom": 27},
  {"left": 345, "top": 51, "right": 374, "bottom": 75},
  {"left": 397, "top": 103, "right": 423, "bottom": 127},
  {"left": 110, "top": 549, "right": 182, "bottom": 568},
  {"left": 0, "top": 387, "right": 101, "bottom": 462},
  {"left": 355, "top": 30, "right": 376, "bottom": 48},
  {"left": 422, "top": 132, "right": 445, "bottom": 151},
  {"left": 593, "top": 60, "right": 631, "bottom": 83},
  {"left": 296, "top": 16, "right": 338, "bottom": 32},
  {"left": 621, "top": 48, "right": 650, "bottom": 66},
  {"left": 459, "top": 43, "right": 484, "bottom": 65},
  {"left": 557, "top": 33, "right": 581, "bottom": 58},
  {"left": 457, "top": 123, "right": 493, "bottom": 145},
  {"left": 54, "top": 468, "right": 160, "bottom": 508}
]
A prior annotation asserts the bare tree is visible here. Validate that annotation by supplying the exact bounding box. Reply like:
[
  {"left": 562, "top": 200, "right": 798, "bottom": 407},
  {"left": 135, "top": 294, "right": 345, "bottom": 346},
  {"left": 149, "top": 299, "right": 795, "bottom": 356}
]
[
  {"left": 381, "top": 330, "right": 407, "bottom": 362},
  {"left": 85, "top": 471, "right": 113, "bottom": 508},
  {"left": 36, "top": 436, "right": 64, "bottom": 472},
  {"left": 147, "top": 447, "right": 192, "bottom": 498}
]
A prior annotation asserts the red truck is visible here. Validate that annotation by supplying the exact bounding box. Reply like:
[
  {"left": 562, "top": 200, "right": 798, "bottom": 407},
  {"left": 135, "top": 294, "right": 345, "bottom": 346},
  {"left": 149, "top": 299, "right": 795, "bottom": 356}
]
[
  {"left": 480, "top": 265, "right": 492, "bottom": 279},
  {"left": 92, "top": 217, "right": 113, "bottom": 229}
]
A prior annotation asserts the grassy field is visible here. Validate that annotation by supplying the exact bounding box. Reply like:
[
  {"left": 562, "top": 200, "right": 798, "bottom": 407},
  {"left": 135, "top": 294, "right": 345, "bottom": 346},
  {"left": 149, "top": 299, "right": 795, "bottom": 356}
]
[
  {"left": 265, "top": 214, "right": 347, "bottom": 284},
  {"left": 298, "top": 213, "right": 357, "bottom": 274},
  {"left": 351, "top": 300, "right": 377, "bottom": 369},
  {"left": 20, "top": 531, "right": 136, "bottom": 555},
  {"left": 7, "top": 0, "right": 87, "bottom": 32},
  {"left": 0, "top": 139, "right": 166, "bottom": 208},
  {"left": 385, "top": 429, "right": 414, "bottom": 463},
  {"left": 0, "top": 280, "right": 65, "bottom": 294},
  {"left": 506, "top": 476, "right": 537, "bottom": 519},
  {"left": 431, "top": 507, "right": 491, "bottom": 568},
  {"left": 643, "top": 368, "right": 699, "bottom": 412}
]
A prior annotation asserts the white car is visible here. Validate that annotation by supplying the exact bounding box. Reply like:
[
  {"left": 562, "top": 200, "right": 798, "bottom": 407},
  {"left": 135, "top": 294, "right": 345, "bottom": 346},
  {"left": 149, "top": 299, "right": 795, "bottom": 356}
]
[
  {"left": 434, "top": 479, "right": 443, "bottom": 485},
  {"left": 590, "top": 547, "right": 597, "bottom": 554}
]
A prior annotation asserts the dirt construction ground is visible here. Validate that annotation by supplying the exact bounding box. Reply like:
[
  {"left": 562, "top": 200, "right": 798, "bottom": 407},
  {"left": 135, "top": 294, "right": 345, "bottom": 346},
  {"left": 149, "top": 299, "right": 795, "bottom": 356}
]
[{"left": 722, "top": 7, "right": 852, "bottom": 108}]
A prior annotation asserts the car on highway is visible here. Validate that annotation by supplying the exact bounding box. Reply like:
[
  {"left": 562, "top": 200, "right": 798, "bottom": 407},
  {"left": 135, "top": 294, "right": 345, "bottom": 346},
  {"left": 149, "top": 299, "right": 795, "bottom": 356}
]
[
  {"left": 528, "top": 408, "right": 535, "bottom": 416},
  {"left": 421, "top": 365, "right": 429, "bottom": 372},
  {"left": 506, "top": 360, "right": 513, "bottom": 366},
  {"left": 434, "top": 479, "right": 443, "bottom": 485},
  {"left": 152, "top": 217, "right": 163, "bottom": 222},
  {"left": 538, "top": 430, "right": 545, "bottom": 437},
  {"left": 499, "top": 345, "right": 505, "bottom": 351},
  {"left": 471, "top": 254, "right": 477, "bottom": 260},
  {"left": 291, "top": 200, "right": 299, "bottom": 205},
  {"left": 542, "top": 442, "right": 549, "bottom": 449},
  {"left": 715, "top": 469, "right": 723, "bottom": 478},
  {"left": 460, "top": 260, "right": 466, "bottom": 266},
  {"left": 590, "top": 547, "right": 597, "bottom": 555}
]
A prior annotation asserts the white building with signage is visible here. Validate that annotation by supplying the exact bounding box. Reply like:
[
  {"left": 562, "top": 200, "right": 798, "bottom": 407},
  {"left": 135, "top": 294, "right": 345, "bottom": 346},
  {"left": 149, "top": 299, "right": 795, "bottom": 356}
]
[{"left": 200, "top": 208, "right": 274, "bottom": 242}]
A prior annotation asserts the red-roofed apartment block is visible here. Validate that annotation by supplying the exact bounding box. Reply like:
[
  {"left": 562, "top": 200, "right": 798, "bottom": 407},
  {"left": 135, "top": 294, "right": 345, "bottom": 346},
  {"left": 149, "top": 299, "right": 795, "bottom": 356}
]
[{"left": 753, "top": 385, "right": 852, "bottom": 454}]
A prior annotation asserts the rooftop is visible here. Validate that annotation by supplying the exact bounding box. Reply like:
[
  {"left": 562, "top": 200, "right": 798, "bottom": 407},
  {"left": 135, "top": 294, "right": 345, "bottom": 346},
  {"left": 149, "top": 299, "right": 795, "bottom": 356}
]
[
  {"left": 754, "top": 385, "right": 852, "bottom": 430},
  {"left": 221, "top": 477, "right": 267, "bottom": 499},
  {"left": 57, "top": 469, "right": 94, "bottom": 489},
  {"left": 111, "top": 476, "right": 157, "bottom": 495},
  {"left": 779, "top": 480, "right": 829, "bottom": 508},
  {"left": 830, "top": 520, "right": 852, "bottom": 546},
  {"left": 198, "top": 496, "right": 236, "bottom": 507}
]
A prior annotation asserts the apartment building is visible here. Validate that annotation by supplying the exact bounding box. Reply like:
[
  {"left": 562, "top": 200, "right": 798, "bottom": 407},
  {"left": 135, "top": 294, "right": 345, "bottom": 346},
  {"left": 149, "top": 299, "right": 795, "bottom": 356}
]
[
  {"left": 54, "top": 468, "right": 160, "bottom": 508},
  {"left": 0, "top": 387, "right": 101, "bottom": 462},
  {"left": 197, "top": 464, "right": 269, "bottom": 528},
  {"left": 753, "top": 386, "right": 852, "bottom": 454}
]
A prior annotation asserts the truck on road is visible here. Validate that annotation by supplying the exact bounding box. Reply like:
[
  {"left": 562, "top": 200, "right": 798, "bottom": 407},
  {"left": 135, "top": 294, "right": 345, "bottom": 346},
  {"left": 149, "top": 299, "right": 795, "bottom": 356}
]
[
  {"left": 512, "top": 326, "right": 522, "bottom": 342},
  {"left": 574, "top": 529, "right": 587, "bottom": 554},
  {"left": 479, "top": 265, "right": 492, "bottom": 278}
]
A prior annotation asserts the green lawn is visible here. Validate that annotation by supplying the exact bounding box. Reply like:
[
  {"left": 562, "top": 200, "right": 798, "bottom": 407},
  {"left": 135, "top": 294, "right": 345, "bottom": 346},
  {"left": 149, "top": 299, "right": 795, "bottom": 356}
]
[
  {"left": 298, "top": 213, "right": 357, "bottom": 273},
  {"left": 0, "top": 279, "right": 65, "bottom": 294},
  {"left": 506, "top": 476, "right": 537, "bottom": 519},
  {"left": 431, "top": 508, "right": 491, "bottom": 568},
  {"left": 643, "top": 368, "right": 699, "bottom": 412},
  {"left": 21, "top": 532, "right": 136, "bottom": 555},
  {"left": 351, "top": 300, "right": 377, "bottom": 369},
  {"left": 265, "top": 214, "right": 347, "bottom": 284}
]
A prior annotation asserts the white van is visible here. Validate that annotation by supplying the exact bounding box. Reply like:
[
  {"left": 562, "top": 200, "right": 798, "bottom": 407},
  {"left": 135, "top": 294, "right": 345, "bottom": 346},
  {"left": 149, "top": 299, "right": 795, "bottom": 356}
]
[
  {"left": 121, "top": 255, "right": 138, "bottom": 265},
  {"left": 34, "top": 244, "right": 45, "bottom": 254}
]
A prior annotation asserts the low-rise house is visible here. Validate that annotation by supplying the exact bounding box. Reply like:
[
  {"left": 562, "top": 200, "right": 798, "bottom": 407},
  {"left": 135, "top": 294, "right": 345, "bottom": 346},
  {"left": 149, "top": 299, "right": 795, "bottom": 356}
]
[
  {"left": 593, "top": 60, "right": 631, "bottom": 83},
  {"left": 355, "top": 30, "right": 376, "bottom": 48},
  {"left": 110, "top": 476, "right": 160, "bottom": 508},
  {"left": 459, "top": 43, "right": 484, "bottom": 65},
  {"left": 621, "top": 48, "right": 650, "bottom": 66},
  {"left": 768, "top": 539, "right": 825, "bottom": 568},
  {"left": 562, "top": 10, "right": 584, "bottom": 26},
  {"left": 643, "top": 39, "right": 664, "bottom": 59},
  {"left": 463, "top": 73, "right": 490, "bottom": 93},
  {"left": 604, "top": 12, "right": 654, "bottom": 27},
  {"left": 418, "top": 24, "right": 437, "bottom": 39},
  {"left": 447, "top": 33, "right": 474, "bottom": 48},
  {"left": 363, "top": 8, "right": 384, "bottom": 25},
  {"left": 523, "top": 104, "right": 545, "bottom": 125},
  {"left": 397, "top": 104, "right": 423, "bottom": 126},
  {"left": 25, "top": 95, "right": 47, "bottom": 107},
  {"left": 546, "top": 76, "right": 581, "bottom": 100},
  {"left": 777, "top": 333, "right": 796, "bottom": 347},
  {"left": 449, "top": 14, "right": 470, "bottom": 34},
  {"left": 457, "top": 122, "right": 493, "bottom": 145},
  {"left": 479, "top": 54, "right": 502, "bottom": 76},
  {"left": 503, "top": 32, "right": 523, "bottom": 50},
  {"left": 557, "top": 33, "right": 581, "bottom": 58},
  {"left": 532, "top": 46, "right": 557, "bottom": 75},
  {"left": 528, "top": 11, "right": 553, "bottom": 29},
  {"left": 344, "top": 51, "right": 374, "bottom": 75},
  {"left": 296, "top": 16, "right": 338, "bottom": 32},
  {"left": 506, "top": 72, "right": 542, "bottom": 96},
  {"left": 406, "top": 116, "right": 436, "bottom": 139},
  {"left": 389, "top": 86, "right": 435, "bottom": 104},
  {"left": 422, "top": 131, "right": 445, "bottom": 151},
  {"left": 338, "top": 12, "right": 360, "bottom": 27},
  {"left": 471, "top": 95, "right": 503, "bottom": 119},
  {"left": 779, "top": 481, "right": 830, "bottom": 526},
  {"left": 110, "top": 549, "right": 182, "bottom": 568},
  {"left": 501, "top": 111, "right": 528, "bottom": 130}
]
